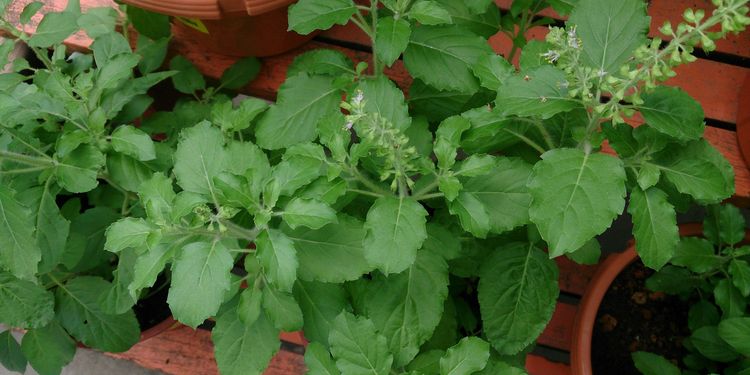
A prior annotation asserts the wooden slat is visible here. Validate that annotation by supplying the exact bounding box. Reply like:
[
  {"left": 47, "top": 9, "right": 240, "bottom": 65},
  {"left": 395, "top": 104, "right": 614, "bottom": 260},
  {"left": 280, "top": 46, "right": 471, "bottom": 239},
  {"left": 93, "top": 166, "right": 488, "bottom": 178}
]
[
  {"left": 495, "top": 0, "right": 750, "bottom": 58},
  {"left": 537, "top": 301, "right": 576, "bottom": 351},
  {"left": 526, "top": 354, "right": 571, "bottom": 375}
]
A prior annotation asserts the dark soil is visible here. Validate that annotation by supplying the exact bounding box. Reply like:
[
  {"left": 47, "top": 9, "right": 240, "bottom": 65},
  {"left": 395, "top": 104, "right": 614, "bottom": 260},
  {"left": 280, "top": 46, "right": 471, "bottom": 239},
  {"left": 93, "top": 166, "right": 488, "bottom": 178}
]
[
  {"left": 591, "top": 261, "right": 691, "bottom": 374},
  {"left": 132, "top": 275, "right": 172, "bottom": 332}
]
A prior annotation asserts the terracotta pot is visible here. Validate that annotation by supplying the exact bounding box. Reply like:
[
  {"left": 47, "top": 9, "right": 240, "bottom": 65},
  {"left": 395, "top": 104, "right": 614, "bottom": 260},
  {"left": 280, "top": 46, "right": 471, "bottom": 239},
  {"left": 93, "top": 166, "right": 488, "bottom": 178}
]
[
  {"left": 736, "top": 74, "right": 750, "bottom": 168},
  {"left": 139, "top": 316, "right": 180, "bottom": 342},
  {"left": 570, "top": 223, "right": 703, "bottom": 375},
  {"left": 121, "top": 0, "right": 313, "bottom": 57}
]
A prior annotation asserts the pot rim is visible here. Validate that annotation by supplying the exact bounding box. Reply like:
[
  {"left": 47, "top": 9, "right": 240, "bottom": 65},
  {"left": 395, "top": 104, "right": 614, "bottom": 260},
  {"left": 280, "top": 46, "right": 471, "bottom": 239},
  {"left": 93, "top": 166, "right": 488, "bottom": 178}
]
[{"left": 570, "top": 222, "right": 704, "bottom": 375}]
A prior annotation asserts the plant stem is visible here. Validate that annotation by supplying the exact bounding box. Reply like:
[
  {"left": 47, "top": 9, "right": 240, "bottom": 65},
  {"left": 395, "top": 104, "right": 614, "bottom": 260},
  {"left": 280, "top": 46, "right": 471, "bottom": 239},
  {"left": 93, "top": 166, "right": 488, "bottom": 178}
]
[
  {"left": 370, "top": 0, "right": 382, "bottom": 75},
  {"left": 415, "top": 192, "right": 444, "bottom": 201},
  {"left": 347, "top": 188, "right": 384, "bottom": 198},
  {"left": 0, "top": 150, "right": 55, "bottom": 167},
  {"left": 348, "top": 167, "right": 391, "bottom": 195},
  {"left": 222, "top": 220, "right": 260, "bottom": 241}
]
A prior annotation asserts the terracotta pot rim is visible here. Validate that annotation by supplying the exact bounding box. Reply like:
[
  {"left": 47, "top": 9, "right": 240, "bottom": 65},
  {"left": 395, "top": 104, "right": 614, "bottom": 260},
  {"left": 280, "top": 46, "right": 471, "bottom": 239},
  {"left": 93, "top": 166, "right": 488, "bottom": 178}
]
[
  {"left": 139, "top": 316, "right": 180, "bottom": 342},
  {"left": 570, "top": 222, "right": 704, "bottom": 375}
]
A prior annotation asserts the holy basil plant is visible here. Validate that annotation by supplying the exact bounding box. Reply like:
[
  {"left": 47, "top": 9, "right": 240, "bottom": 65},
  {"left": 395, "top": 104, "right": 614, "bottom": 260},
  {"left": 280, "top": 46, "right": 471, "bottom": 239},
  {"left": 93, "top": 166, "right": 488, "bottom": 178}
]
[
  {"left": 0, "top": 2, "right": 262, "bottom": 374},
  {"left": 634, "top": 204, "right": 750, "bottom": 375}
]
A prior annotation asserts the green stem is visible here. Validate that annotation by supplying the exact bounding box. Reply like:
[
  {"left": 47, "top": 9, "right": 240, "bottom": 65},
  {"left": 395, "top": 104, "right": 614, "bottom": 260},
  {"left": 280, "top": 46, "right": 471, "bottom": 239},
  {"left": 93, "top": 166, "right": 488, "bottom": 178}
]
[
  {"left": 415, "top": 192, "right": 444, "bottom": 201},
  {"left": 0, "top": 166, "right": 50, "bottom": 174},
  {"left": 370, "top": 0, "right": 381, "bottom": 75},
  {"left": 411, "top": 176, "right": 440, "bottom": 198},
  {"left": 347, "top": 188, "right": 384, "bottom": 198},
  {"left": 0, "top": 150, "right": 55, "bottom": 167},
  {"left": 348, "top": 167, "right": 391, "bottom": 195},
  {"left": 222, "top": 220, "right": 260, "bottom": 241}
]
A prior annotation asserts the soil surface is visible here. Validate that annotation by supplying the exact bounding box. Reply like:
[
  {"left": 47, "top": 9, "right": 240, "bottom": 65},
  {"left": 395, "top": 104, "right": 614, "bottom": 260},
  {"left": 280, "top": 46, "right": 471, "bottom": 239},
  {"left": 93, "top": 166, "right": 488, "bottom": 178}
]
[
  {"left": 591, "top": 261, "right": 691, "bottom": 374},
  {"left": 133, "top": 276, "right": 172, "bottom": 332}
]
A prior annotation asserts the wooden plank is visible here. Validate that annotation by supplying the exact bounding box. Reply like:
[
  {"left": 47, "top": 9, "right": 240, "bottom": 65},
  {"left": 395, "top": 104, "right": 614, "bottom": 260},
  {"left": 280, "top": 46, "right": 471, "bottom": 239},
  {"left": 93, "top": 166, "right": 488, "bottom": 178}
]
[
  {"left": 526, "top": 354, "right": 571, "bottom": 375},
  {"left": 495, "top": 0, "right": 750, "bottom": 58},
  {"left": 106, "top": 326, "right": 306, "bottom": 375},
  {"left": 536, "top": 301, "right": 576, "bottom": 351}
]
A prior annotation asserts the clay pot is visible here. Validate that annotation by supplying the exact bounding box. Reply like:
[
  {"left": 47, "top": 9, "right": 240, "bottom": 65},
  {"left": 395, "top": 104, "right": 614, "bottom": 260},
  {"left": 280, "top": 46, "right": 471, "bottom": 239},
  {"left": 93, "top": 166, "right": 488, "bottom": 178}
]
[
  {"left": 139, "top": 316, "right": 179, "bottom": 342},
  {"left": 570, "top": 223, "right": 703, "bottom": 374},
  {"left": 738, "top": 74, "right": 750, "bottom": 169},
  {"left": 121, "top": 0, "right": 313, "bottom": 57}
]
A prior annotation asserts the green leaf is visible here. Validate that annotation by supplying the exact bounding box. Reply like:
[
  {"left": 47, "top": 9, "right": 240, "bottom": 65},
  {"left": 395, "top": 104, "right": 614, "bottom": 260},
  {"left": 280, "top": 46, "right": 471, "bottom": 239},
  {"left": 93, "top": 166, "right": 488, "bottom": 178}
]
[
  {"left": 472, "top": 53, "right": 513, "bottom": 91},
  {"left": 18, "top": 185, "right": 69, "bottom": 273},
  {"left": 220, "top": 57, "right": 261, "bottom": 90},
  {"left": 439, "top": 337, "right": 490, "bottom": 375},
  {"left": 20, "top": 2, "right": 43, "bottom": 24},
  {"left": 0, "top": 330, "right": 26, "bottom": 373},
  {"left": 0, "top": 272, "right": 54, "bottom": 328},
  {"left": 0, "top": 186, "right": 40, "bottom": 280},
  {"left": 376, "top": 16, "right": 411, "bottom": 67},
  {"left": 106, "top": 153, "right": 154, "bottom": 192},
  {"left": 568, "top": 0, "right": 649, "bottom": 73},
  {"left": 256, "top": 74, "right": 340, "bottom": 149},
  {"left": 306, "top": 341, "right": 341, "bottom": 375},
  {"left": 653, "top": 139, "right": 734, "bottom": 204},
  {"left": 136, "top": 36, "right": 169, "bottom": 74},
  {"left": 688, "top": 300, "right": 720, "bottom": 331},
  {"left": 21, "top": 323, "right": 75, "bottom": 375},
  {"left": 212, "top": 302, "right": 280, "bottom": 375},
  {"left": 645, "top": 266, "right": 698, "bottom": 294},
  {"left": 129, "top": 242, "right": 174, "bottom": 298},
  {"left": 357, "top": 75, "right": 412, "bottom": 130},
  {"left": 294, "top": 280, "right": 348, "bottom": 347},
  {"left": 479, "top": 243, "right": 559, "bottom": 355},
  {"left": 262, "top": 287, "right": 303, "bottom": 331},
  {"left": 358, "top": 251, "right": 449, "bottom": 366},
  {"left": 95, "top": 53, "right": 140, "bottom": 90},
  {"left": 28, "top": 10, "right": 79, "bottom": 48},
  {"left": 77, "top": 7, "right": 117, "bottom": 38},
  {"left": 528, "top": 149, "right": 626, "bottom": 257},
  {"left": 169, "top": 56, "right": 206, "bottom": 94},
  {"left": 256, "top": 229, "right": 298, "bottom": 292},
  {"left": 271, "top": 143, "right": 326, "bottom": 196},
  {"left": 718, "top": 317, "right": 750, "bottom": 357},
  {"left": 238, "top": 287, "right": 262, "bottom": 325},
  {"left": 299, "top": 178, "right": 348, "bottom": 205},
  {"left": 671, "top": 237, "right": 721, "bottom": 273},
  {"left": 639, "top": 86, "right": 705, "bottom": 141},
  {"left": 61, "top": 207, "right": 119, "bottom": 272},
  {"left": 288, "top": 0, "right": 357, "bottom": 34},
  {"left": 631, "top": 352, "right": 681, "bottom": 375},
  {"left": 282, "top": 198, "right": 337, "bottom": 230},
  {"left": 56, "top": 276, "right": 140, "bottom": 352},
  {"left": 409, "top": 1, "right": 453, "bottom": 25},
  {"left": 137, "top": 172, "right": 176, "bottom": 224},
  {"left": 168, "top": 241, "right": 234, "bottom": 328},
  {"left": 284, "top": 216, "right": 372, "bottom": 283},
  {"left": 451, "top": 157, "right": 532, "bottom": 236},
  {"left": 364, "top": 197, "right": 428, "bottom": 275},
  {"left": 403, "top": 26, "right": 493, "bottom": 92},
  {"left": 329, "top": 312, "right": 393, "bottom": 375},
  {"left": 730, "top": 259, "right": 750, "bottom": 297},
  {"left": 691, "top": 325, "right": 739, "bottom": 362},
  {"left": 173, "top": 121, "right": 227, "bottom": 196},
  {"left": 433, "top": 0, "right": 499, "bottom": 37},
  {"left": 126, "top": 6, "right": 170, "bottom": 39},
  {"left": 104, "top": 217, "right": 155, "bottom": 253},
  {"left": 287, "top": 49, "right": 354, "bottom": 77},
  {"left": 567, "top": 239, "right": 601, "bottom": 265},
  {"left": 55, "top": 144, "right": 105, "bottom": 193},
  {"left": 456, "top": 154, "right": 496, "bottom": 177},
  {"left": 714, "top": 279, "right": 746, "bottom": 318},
  {"left": 628, "top": 187, "right": 678, "bottom": 270},
  {"left": 90, "top": 32, "right": 130, "bottom": 67},
  {"left": 704, "top": 204, "right": 746, "bottom": 246},
  {"left": 448, "top": 190, "right": 490, "bottom": 237},
  {"left": 110, "top": 125, "right": 156, "bottom": 161},
  {"left": 495, "top": 65, "right": 578, "bottom": 119}
]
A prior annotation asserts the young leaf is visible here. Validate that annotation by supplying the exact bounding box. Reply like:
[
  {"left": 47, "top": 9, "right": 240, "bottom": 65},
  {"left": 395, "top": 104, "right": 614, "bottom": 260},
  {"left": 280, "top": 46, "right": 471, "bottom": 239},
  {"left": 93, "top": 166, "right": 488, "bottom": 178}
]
[
  {"left": 688, "top": 300, "right": 720, "bottom": 331},
  {"left": 21, "top": 322, "right": 75, "bottom": 375},
  {"left": 645, "top": 266, "right": 699, "bottom": 294},
  {"left": 448, "top": 191, "right": 491, "bottom": 237},
  {"left": 408, "top": 1, "right": 453, "bottom": 25},
  {"left": 375, "top": 16, "right": 411, "bottom": 67},
  {"left": 212, "top": 303, "right": 280, "bottom": 375},
  {"left": 77, "top": 7, "right": 117, "bottom": 38},
  {"left": 631, "top": 352, "right": 680, "bottom": 375},
  {"left": 718, "top": 318, "right": 750, "bottom": 357},
  {"left": 288, "top": 0, "right": 357, "bottom": 35},
  {"left": 479, "top": 243, "right": 559, "bottom": 355},
  {"left": 691, "top": 325, "right": 739, "bottom": 362},
  {"left": 714, "top": 279, "right": 746, "bottom": 318},
  {"left": 220, "top": 57, "right": 261, "bottom": 90},
  {"left": 568, "top": 0, "right": 649, "bottom": 73},
  {"left": 282, "top": 198, "right": 337, "bottom": 230},
  {"left": 363, "top": 197, "right": 428, "bottom": 275},
  {"left": 328, "top": 312, "right": 394, "bottom": 375},
  {"left": 729, "top": 260, "right": 750, "bottom": 297},
  {"left": 472, "top": 53, "right": 513, "bottom": 91},
  {"left": 403, "top": 26, "right": 493, "bottom": 92},
  {"left": 439, "top": 337, "right": 490, "bottom": 375},
  {"left": 358, "top": 251, "right": 449, "bottom": 366},
  {"left": 138, "top": 173, "right": 176, "bottom": 224},
  {"left": 126, "top": 6, "right": 170, "bottom": 39},
  {"left": 104, "top": 217, "right": 155, "bottom": 253},
  {"left": 653, "top": 139, "right": 734, "bottom": 204},
  {"left": 168, "top": 241, "right": 234, "bottom": 328},
  {"left": 567, "top": 239, "right": 601, "bottom": 265},
  {"left": 628, "top": 187, "right": 678, "bottom": 270},
  {"left": 0, "top": 330, "right": 26, "bottom": 373},
  {"left": 294, "top": 280, "right": 348, "bottom": 347},
  {"left": 671, "top": 237, "right": 721, "bottom": 273},
  {"left": 136, "top": 36, "right": 169, "bottom": 74},
  {"left": 256, "top": 74, "right": 340, "bottom": 150},
  {"left": 95, "top": 53, "right": 140, "bottom": 90},
  {"left": 287, "top": 49, "right": 354, "bottom": 77},
  {"left": 262, "top": 287, "right": 304, "bottom": 331},
  {"left": 169, "top": 56, "right": 206, "bottom": 94},
  {"left": 110, "top": 125, "right": 156, "bottom": 161},
  {"left": 495, "top": 65, "right": 578, "bottom": 119},
  {"left": 358, "top": 75, "right": 412, "bottom": 130},
  {"left": 0, "top": 272, "right": 54, "bottom": 328},
  {"left": 256, "top": 229, "right": 299, "bottom": 292},
  {"left": 91, "top": 32, "right": 131, "bottom": 67},
  {"left": 0, "top": 186, "right": 40, "bottom": 280},
  {"left": 305, "top": 341, "right": 341, "bottom": 375},
  {"left": 56, "top": 276, "right": 140, "bottom": 352},
  {"left": 528, "top": 149, "right": 626, "bottom": 257},
  {"left": 639, "top": 86, "right": 705, "bottom": 141},
  {"left": 16, "top": 185, "right": 69, "bottom": 274},
  {"left": 173, "top": 121, "right": 227, "bottom": 197},
  {"left": 704, "top": 204, "right": 746, "bottom": 246},
  {"left": 27, "top": 8, "right": 79, "bottom": 48},
  {"left": 284, "top": 216, "right": 372, "bottom": 283},
  {"left": 129, "top": 242, "right": 175, "bottom": 298},
  {"left": 433, "top": 0, "right": 500, "bottom": 38},
  {"left": 55, "top": 144, "right": 105, "bottom": 193}
]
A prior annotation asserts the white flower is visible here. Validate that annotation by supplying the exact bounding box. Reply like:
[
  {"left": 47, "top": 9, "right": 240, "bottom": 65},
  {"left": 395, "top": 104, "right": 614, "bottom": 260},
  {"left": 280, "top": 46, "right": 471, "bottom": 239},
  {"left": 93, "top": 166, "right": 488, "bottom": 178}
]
[{"left": 542, "top": 49, "right": 560, "bottom": 63}]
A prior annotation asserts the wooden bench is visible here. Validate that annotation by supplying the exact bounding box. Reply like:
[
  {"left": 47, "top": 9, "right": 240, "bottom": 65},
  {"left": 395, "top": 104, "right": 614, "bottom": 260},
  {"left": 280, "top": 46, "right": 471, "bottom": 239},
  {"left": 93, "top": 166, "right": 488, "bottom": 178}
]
[{"left": 4, "top": 0, "right": 749, "bottom": 373}]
